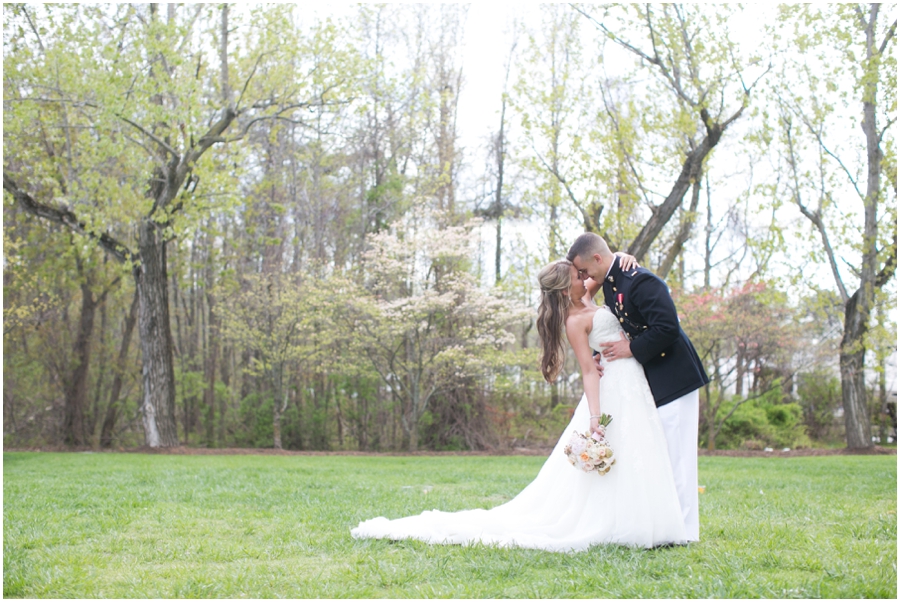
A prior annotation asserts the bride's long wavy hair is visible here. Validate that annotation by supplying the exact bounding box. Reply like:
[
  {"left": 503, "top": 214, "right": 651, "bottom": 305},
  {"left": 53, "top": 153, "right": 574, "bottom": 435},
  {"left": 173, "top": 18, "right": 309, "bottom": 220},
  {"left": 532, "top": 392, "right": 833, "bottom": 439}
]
[{"left": 537, "top": 260, "right": 574, "bottom": 383}]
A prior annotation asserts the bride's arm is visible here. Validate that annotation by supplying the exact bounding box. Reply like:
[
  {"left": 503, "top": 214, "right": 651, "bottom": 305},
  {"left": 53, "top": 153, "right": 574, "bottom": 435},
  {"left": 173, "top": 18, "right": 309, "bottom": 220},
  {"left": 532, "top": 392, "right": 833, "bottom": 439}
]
[
  {"left": 565, "top": 314, "right": 602, "bottom": 435},
  {"left": 615, "top": 251, "right": 640, "bottom": 271},
  {"left": 585, "top": 252, "right": 640, "bottom": 299}
]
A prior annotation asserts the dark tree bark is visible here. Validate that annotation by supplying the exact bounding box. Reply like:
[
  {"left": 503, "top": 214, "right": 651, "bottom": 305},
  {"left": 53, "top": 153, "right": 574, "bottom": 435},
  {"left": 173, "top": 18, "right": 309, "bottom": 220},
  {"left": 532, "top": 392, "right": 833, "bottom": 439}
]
[
  {"left": 839, "top": 290, "right": 873, "bottom": 448},
  {"left": 218, "top": 345, "right": 231, "bottom": 446},
  {"left": 657, "top": 171, "right": 702, "bottom": 280},
  {"left": 204, "top": 291, "right": 219, "bottom": 447},
  {"left": 135, "top": 220, "right": 179, "bottom": 446},
  {"left": 100, "top": 288, "right": 139, "bottom": 448},
  {"left": 62, "top": 255, "right": 117, "bottom": 446},
  {"left": 626, "top": 110, "right": 731, "bottom": 261},
  {"left": 62, "top": 280, "right": 97, "bottom": 446}
]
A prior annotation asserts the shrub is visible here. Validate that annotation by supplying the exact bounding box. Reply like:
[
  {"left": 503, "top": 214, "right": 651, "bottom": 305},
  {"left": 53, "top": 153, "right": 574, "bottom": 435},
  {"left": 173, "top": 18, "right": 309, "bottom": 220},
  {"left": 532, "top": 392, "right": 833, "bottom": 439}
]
[
  {"left": 796, "top": 370, "right": 843, "bottom": 443},
  {"left": 234, "top": 393, "right": 274, "bottom": 448},
  {"left": 712, "top": 392, "right": 811, "bottom": 450}
]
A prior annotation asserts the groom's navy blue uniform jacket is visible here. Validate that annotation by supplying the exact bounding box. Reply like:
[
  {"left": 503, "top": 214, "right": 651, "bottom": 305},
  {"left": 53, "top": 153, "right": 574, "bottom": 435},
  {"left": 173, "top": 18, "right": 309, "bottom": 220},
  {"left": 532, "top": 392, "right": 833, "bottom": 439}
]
[{"left": 601, "top": 257, "right": 709, "bottom": 408}]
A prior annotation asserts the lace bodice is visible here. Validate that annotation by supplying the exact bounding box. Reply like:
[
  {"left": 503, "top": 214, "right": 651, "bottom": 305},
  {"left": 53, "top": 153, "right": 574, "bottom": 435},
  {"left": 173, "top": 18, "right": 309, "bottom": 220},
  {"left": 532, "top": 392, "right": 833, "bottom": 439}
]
[{"left": 588, "top": 305, "right": 625, "bottom": 350}]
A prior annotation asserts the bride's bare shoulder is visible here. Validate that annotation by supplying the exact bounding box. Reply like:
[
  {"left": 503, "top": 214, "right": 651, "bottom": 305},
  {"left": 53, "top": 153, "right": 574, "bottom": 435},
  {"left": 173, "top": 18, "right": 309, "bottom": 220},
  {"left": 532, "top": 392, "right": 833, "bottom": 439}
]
[{"left": 565, "top": 307, "right": 595, "bottom": 335}]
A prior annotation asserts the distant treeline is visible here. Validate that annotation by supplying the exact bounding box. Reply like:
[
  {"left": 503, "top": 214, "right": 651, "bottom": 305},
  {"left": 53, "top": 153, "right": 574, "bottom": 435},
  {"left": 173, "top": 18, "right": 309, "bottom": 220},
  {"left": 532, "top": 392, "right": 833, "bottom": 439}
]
[{"left": 3, "top": 4, "right": 895, "bottom": 451}]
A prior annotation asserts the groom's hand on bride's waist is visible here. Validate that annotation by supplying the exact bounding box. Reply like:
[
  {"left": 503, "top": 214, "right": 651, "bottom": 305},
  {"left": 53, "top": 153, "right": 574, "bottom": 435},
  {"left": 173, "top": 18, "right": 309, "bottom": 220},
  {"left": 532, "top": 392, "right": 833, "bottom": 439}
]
[{"left": 599, "top": 332, "right": 633, "bottom": 361}]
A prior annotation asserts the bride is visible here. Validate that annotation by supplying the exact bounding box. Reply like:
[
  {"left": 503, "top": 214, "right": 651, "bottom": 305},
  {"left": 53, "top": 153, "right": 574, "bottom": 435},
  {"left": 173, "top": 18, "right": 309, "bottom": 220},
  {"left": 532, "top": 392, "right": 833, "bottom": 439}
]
[{"left": 351, "top": 257, "right": 687, "bottom": 552}]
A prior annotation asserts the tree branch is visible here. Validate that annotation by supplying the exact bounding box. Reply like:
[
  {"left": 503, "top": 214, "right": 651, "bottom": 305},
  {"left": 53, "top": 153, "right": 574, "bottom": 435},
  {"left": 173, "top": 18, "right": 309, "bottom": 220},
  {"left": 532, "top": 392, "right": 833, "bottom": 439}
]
[
  {"left": 842, "top": 256, "right": 862, "bottom": 281},
  {"left": 879, "top": 19, "right": 897, "bottom": 54},
  {"left": 875, "top": 217, "right": 897, "bottom": 288},
  {"left": 122, "top": 134, "right": 168, "bottom": 166},
  {"left": 794, "top": 110, "right": 865, "bottom": 200},
  {"left": 220, "top": 96, "right": 346, "bottom": 145},
  {"left": 781, "top": 113, "right": 850, "bottom": 302},
  {"left": 115, "top": 113, "right": 180, "bottom": 159},
  {"left": 234, "top": 52, "right": 268, "bottom": 113},
  {"left": 21, "top": 5, "right": 46, "bottom": 53},
  {"left": 878, "top": 117, "right": 896, "bottom": 144},
  {"left": 174, "top": 5, "right": 204, "bottom": 56},
  {"left": 571, "top": 4, "right": 659, "bottom": 66},
  {"left": 854, "top": 4, "right": 868, "bottom": 30},
  {"left": 3, "top": 173, "right": 134, "bottom": 264},
  {"left": 530, "top": 142, "right": 597, "bottom": 231},
  {"left": 598, "top": 76, "right": 652, "bottom": 206},
  {"left": 176, "top": 106, "right": 238, "bottom": 185},
  {"left": 719, "top": 103, "right": 746, "bottom": 130}
]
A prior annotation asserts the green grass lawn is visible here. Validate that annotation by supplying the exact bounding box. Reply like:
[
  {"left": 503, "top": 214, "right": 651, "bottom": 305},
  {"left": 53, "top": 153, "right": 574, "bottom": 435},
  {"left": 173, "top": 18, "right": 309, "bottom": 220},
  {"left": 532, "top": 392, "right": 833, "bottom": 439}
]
[{"left": 3, "top": 452, "right": 896, "bottom": 598}]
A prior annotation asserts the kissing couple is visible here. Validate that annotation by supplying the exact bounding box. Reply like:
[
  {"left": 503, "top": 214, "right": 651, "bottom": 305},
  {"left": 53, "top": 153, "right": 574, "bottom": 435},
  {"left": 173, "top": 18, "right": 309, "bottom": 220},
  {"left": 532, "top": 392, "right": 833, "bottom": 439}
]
[{"left": 352, "top": 232, "right": 710, "bottom": 552}]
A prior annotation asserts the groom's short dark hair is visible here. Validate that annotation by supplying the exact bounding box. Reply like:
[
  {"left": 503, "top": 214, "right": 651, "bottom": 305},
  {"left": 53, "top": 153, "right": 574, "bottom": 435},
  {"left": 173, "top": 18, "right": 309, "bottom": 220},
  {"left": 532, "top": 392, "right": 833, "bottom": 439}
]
[{"left": 566, "top": 232, "right": 607, "bottom": 262}]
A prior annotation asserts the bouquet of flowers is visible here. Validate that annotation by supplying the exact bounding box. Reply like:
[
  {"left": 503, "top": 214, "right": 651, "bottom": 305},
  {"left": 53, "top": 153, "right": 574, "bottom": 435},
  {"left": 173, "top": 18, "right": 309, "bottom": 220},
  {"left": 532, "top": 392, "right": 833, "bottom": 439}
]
[{"left": 563, "top": 414, "right": 615, "bottom": 475}]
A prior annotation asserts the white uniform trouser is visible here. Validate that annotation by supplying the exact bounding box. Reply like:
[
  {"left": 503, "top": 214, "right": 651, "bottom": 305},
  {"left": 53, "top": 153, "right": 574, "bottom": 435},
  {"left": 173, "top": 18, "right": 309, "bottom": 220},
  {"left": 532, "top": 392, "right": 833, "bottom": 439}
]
[{"left": 656, "top": 389, "right": 700, "bottom": 542}]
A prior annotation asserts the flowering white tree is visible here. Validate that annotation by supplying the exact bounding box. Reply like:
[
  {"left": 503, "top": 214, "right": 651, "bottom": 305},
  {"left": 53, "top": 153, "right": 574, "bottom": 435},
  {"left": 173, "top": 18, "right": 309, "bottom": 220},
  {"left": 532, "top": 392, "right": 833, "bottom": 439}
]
[{"left": 353, "top": 214, "right": 528, "bottom": 451}]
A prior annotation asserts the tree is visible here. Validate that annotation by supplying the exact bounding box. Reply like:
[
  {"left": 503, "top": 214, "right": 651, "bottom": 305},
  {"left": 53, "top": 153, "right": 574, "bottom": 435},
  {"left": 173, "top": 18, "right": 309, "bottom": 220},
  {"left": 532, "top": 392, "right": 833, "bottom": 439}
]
[
  {"left": 3, "top": 4, "right": 353, "bottom": 446},
  {"left": 352, "top": 212, "right": 526, "bottom": 451},
  {"left": 220, "top": 273, "right": 320, "bottom": 450},
  {"left": 477, "top": 30, "right": 519, "bottom": 285},
  {"left": 512, "top": 5, "right": 591, "bottom": 259},
  {"left": 574, "top": 3, "right": 771, "bottom": 262},
  {"left": 678, "top": 283, "right": 803, "bottom": 450},
  {"left": 773, "top": 3, "right": 896, "bottom": 448}
]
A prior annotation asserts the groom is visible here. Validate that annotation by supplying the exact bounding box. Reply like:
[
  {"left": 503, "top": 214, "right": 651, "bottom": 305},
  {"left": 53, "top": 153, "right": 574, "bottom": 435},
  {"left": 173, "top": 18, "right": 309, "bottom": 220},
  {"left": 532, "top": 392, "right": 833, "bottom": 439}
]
[{"left": 567, "top": 232, "right": 709, "bottom": 543}]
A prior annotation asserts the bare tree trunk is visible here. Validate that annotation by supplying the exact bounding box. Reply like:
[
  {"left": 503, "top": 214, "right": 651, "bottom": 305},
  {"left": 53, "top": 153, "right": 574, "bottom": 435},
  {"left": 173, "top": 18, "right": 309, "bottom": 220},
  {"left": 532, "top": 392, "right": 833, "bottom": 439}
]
[
  {"left": 357, "top": 377, "right": 369, "bottom": 451},
  {"left": 703, "top": 181, "right": 713, "bottom": 290},
  {"left": 432, "top": 6, "right": 464, "bottom": 217},
  {"left": 839, "top": 4, "right": 894, "bottom": 449},
  {"left": 273, "top": 405, "right": 283, "bottom": 450},
  {"left": 549, "top": 203, "right": 561, "bottom": 260},
  {"left": 171, "top": 270, "right": 187, "bottom": 438},
  {"left": 628, "top": 116, "right": 723, "bottom": 261},
  {"left": 877, "top": 305, "right": 889, "bottom": 443},
  {"left": 63, "top": 279, "right": 97, "bottom": 446},
  {"left": 657, "top": 171, "right": 702, "bottom": 280},
  {"left": 100, "top": 288, "right": 139, "bottom": 448},
  {"left": 273, "top": 402, "right": 283, "bottom": 449},
  {"left": 272, "top": 364, "right": 287, "bottom": 450},
  {"left": 493, "top": 100, "right": 507, "bottom": 284},
  {"left": 204, "top": 292, "right": 218, "bottom": 447},
  {"left": 405, "top": 379, "right": 420, "bottom": 452},
  {"left": 218, "top": 344, "right": 231, "bottom": 446},
  {"left": 840, "top": 291, "right": 873, "bottom": 448},
  {"left": 407, "top": 414, "right": 419, "bottom": 452},
  {"left": 136, "top": 220, "right": 179, "bottom": 447},
  {"left": 219, "top": 4, "right": 231, "bottom": 105},
  {"left": 491, "top": 37, "right": 517, "bottom": 284},
  {"left": 90, "top": 283, "right": 109, "bottom": 446}
]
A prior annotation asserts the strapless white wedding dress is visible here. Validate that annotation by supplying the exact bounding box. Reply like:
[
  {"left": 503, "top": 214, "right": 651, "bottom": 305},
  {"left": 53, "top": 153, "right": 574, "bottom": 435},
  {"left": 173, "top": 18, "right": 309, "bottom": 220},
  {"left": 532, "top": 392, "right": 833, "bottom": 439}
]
[{"left": 351, "top": 306, "right": 687, "bottom": 552}]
